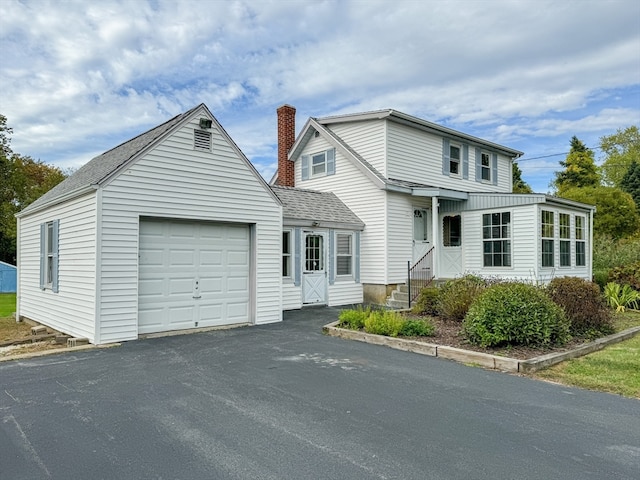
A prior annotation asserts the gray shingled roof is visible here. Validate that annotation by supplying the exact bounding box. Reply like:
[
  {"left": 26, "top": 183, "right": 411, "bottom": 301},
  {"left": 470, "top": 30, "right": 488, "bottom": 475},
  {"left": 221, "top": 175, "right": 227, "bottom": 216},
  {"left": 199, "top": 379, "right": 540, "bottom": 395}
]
[
  {"left": 22, "top": 104, "right": 202, "bottom": 214},
  {"left": 271, "top": 186, "right": 364, "bottom": 230}
]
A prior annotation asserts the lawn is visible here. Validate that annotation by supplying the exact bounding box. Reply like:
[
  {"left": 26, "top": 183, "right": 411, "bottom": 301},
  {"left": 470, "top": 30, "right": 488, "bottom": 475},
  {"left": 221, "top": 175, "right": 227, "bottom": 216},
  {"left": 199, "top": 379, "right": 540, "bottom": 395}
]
[
  {"left": 0, "top": 293, "right": 33, "bottom": 344},
  {"left": 534, "top": 310, "right": 640, "bottom": 398}
]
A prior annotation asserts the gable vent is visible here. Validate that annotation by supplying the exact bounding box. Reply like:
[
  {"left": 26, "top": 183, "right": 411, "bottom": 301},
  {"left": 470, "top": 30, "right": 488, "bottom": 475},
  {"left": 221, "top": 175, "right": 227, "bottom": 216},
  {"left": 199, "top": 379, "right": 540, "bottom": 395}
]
[{"left": 194, "top": 129, "right": 212, "bottom": 151}]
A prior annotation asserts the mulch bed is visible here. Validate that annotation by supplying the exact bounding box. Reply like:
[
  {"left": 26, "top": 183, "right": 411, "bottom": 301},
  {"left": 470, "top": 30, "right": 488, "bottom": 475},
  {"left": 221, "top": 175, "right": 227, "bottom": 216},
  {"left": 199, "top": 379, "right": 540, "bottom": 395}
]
[{"left": 405, "top": 315, "right": 595, "bottom": 360}]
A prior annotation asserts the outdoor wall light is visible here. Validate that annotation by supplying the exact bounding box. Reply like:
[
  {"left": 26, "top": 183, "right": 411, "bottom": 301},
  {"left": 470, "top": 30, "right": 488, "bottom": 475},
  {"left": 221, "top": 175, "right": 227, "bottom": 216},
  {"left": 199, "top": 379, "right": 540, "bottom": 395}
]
[{"left": 199, "top": 118, "right": 213, "bottom": 129}]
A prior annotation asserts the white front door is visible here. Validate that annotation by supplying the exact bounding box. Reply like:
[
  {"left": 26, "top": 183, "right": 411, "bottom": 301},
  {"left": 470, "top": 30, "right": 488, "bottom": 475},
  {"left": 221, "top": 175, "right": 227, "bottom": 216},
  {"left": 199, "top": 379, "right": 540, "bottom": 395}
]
[
  {"left": 413, "top": 208, "right": 432, "bottom": 264},
  {"left": 440, "top": 214, "right": 463, "bottom": 278},
  {"left": 302, "top": 232, "right": 327, "bottom": 305}
]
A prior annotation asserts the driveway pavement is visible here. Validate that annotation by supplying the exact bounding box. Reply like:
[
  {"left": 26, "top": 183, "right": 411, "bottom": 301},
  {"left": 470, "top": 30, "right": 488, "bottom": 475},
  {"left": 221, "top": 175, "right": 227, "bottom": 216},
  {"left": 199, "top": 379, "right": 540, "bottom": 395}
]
[{"left": 1, "top": 306, "right": 639, "bottom": 480}]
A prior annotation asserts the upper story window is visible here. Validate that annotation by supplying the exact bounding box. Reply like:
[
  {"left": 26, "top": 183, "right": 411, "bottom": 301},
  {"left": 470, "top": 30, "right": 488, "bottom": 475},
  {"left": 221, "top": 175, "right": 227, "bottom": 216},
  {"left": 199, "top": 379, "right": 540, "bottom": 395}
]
[
  {"left": 449, "top": 144, "right": 461, "bottom": 176},
  {"left": 301, "top": 148, "right": 336, "bottom": 180},
  {"left": 481, "top": 152, "right": 491, "bottom": 182}
]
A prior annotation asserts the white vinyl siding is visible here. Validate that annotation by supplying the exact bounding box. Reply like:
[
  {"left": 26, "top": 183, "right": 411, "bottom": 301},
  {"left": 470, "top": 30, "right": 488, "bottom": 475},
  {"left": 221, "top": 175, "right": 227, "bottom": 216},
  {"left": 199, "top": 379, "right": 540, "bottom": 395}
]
[
  {"left": 296, "top": 133, "right": 387, "bottom": 285},
  {"left": 18, "top": 192, "right": 97, "bottom": 341},
  {"left": 386, "top": 122, "right": 511, "bottom": 193},
  {"left": 98, "top": 114, "right": 282, "bottom": 342},
  {"left": 328, "top": 120, "right": 387, "bottom": 176}
]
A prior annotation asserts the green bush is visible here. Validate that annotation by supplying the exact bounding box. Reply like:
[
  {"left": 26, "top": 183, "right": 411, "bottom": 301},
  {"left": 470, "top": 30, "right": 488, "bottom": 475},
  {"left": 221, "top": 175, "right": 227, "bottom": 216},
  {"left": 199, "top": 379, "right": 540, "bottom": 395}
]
[
  {"left": 547, "top": 277, "right": 614, "bottom": 336},
  {"left": 593, "top": 234, "right": 640, "bottom": 289},
  {"left": 437, "top": 275, "right": 487, "bottom": 322},
  {"left": 399, "top": 319, "right": 436, "bottom": 337},
  {"left": 411, "top": 287, "right": 440, "bottom": 316},
  {"left": 338, "top": 305, "right": 370, "bottom": 330},
  {"left": 608, "top": 261, "right": 640, "bottom": 291},
  {"left": 364, "top": 310, "right": 405, "bottom": 337},
  {"left": 463, "top": 283, "right": 570, "bottom": 347}
]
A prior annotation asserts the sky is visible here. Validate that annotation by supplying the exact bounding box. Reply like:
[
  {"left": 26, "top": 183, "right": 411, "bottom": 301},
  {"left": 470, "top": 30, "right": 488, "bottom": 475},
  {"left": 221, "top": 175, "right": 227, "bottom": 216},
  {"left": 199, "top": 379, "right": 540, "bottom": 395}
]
[{"left": 1, "top": 0, "right": 639, "bottom": 193}]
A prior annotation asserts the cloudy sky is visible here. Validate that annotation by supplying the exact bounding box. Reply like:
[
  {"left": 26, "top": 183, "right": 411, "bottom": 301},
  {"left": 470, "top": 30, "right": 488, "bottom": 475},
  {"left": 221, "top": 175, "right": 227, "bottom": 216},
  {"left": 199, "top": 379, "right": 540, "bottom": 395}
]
[{"left": 1, "top": 0, "right": 639, "bottom": 192}]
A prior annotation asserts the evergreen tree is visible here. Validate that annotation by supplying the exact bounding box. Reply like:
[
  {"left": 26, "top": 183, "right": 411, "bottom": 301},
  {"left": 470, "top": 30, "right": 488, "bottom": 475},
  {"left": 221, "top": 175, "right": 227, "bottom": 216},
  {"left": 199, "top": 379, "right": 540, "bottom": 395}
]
[
  {"left": 553, "top": 135, "right": 599, "bottom": 193},
  {"left": 512, "top": 162, "right": 533, "bottom": 193},
  {"left": 620, "top": 160, "right": 640, "bottom": 209}
]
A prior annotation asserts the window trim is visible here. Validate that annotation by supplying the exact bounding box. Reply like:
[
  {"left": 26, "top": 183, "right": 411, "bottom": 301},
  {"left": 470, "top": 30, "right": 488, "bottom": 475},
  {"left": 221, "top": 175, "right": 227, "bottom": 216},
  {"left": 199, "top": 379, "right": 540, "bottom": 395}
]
[
  {"left": 335, "top": 233, "right": 353, "bottom": 278},
  {"left": 40, "top": 220, "right": 59, "bottom": 292},
  {"left": 541, "top": 210, "right": 555, "bottom": 268},
  {"left": 282, "top": 229, "right": 293, "bottom": 280},
  {"left": 449, "top": 142, "right": 461, "bottom": 177},
  {"left": 575, "top": 215, "right": 586, "bottom": 267},
  {"left": 482, "top": 211, "right": 512, "bottom": 268},
  {"left": 480, "top": 152, "right": 491, "bottom": 182}
]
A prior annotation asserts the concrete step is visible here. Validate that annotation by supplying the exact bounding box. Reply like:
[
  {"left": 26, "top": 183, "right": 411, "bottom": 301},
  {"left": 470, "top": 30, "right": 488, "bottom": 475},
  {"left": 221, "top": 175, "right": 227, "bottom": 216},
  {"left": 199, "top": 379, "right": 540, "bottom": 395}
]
[
  {"left": 391, "top": 291, "right": 409, "bottom": 302},
  {"left": 386, "top": 299, "right": 409, "bottom": 309}
]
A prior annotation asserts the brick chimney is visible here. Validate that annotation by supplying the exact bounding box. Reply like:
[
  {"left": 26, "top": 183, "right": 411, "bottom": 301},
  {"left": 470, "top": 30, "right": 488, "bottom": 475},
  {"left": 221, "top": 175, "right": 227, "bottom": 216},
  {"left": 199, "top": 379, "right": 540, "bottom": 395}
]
[{"left": 276, "top": 104, "right": 296, "bottom": 187}]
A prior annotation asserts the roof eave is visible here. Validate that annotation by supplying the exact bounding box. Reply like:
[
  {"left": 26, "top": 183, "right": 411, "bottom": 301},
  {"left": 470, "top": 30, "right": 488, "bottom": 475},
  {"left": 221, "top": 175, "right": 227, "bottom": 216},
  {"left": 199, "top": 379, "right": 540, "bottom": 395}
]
[{"left": 16, "top": 185, "right": 98, "bottom": 218}]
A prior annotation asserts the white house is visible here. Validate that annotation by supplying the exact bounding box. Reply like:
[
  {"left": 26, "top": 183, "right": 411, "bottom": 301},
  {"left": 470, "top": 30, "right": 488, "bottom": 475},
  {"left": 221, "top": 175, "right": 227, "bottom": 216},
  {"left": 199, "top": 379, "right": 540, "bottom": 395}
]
[
  {"left": 272, "top": 106, "right": 595, "bottom": 305},
  {"left": 16, "top": 104, "right": 285, "bottom": 344}
]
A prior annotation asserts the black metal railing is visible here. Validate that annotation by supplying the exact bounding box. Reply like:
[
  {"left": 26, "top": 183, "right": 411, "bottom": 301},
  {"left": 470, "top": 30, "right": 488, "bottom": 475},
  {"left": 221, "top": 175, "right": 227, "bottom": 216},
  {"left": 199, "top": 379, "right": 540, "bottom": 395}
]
[{"left": 407, "top": 247, "right": 435, "bottom": 308}]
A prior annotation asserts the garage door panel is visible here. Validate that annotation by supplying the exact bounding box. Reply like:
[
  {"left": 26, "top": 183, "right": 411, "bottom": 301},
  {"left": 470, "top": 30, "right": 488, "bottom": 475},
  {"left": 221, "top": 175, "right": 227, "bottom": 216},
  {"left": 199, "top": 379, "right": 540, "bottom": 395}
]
[
  {"left": 138, "top": 219, "right": 251, "bottom": 335},
  {"left": 227, "top": 276, "right": 249, "bottom": 292},
  {"left": 200, "top": 250, "right": 222, "bottom": 266}
]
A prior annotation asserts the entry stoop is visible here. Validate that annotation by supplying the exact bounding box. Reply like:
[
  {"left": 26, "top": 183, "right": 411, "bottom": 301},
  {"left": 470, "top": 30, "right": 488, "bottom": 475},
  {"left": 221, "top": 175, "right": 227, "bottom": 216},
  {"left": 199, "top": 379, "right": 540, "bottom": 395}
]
[{"left": 386, "top": 284, "right": 410, "bottom": 309}]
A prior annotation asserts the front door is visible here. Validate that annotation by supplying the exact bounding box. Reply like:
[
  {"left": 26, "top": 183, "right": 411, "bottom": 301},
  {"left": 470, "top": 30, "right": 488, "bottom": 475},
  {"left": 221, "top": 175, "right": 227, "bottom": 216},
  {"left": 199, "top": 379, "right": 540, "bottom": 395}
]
[
  {"left": 302, "top": 232, "right": 327, "bottom": 304},
  {"left": 413, "top": 208, "right": 432, "bottom": 264}
]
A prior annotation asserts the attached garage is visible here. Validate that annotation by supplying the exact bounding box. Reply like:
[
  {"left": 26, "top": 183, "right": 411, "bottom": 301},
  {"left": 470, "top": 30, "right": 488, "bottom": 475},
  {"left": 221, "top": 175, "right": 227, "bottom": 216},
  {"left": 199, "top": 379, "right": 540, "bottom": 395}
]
[{"left": 138, "top": 218, "right": 252, "bottom": 335}]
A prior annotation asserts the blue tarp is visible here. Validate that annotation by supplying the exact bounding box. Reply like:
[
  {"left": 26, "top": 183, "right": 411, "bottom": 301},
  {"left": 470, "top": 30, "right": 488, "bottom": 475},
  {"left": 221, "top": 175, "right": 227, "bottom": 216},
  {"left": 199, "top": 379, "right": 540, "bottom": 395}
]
[{"left": 0, "top": 261, "right": 17, "bottom": 293}]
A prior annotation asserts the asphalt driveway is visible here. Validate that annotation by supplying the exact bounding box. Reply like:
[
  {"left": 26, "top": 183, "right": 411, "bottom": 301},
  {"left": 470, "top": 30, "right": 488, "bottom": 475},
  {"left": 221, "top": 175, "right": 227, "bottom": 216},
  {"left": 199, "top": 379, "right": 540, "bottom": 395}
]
[{"left": 1, "top": 307, "right": 639, "bottom": 480}]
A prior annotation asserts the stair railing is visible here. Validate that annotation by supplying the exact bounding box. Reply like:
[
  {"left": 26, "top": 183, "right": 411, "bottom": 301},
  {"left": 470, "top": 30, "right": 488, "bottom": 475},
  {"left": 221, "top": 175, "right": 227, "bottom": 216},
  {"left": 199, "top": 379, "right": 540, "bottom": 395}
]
[{"left": 407, "top": 247, "right": 435, "bottom": 309}]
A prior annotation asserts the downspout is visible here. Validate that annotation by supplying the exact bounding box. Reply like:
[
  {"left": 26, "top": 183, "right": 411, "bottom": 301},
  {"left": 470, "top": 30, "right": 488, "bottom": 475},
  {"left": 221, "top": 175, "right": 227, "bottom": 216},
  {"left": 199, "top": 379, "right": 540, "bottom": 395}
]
[{"left": 94, "top": 187, "right": 102, "bottom": 344}]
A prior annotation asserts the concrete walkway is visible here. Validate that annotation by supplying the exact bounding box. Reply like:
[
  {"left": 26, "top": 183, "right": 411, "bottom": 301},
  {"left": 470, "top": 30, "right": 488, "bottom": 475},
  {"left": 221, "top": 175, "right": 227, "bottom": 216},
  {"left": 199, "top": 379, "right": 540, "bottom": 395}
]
[{"left": 1, "top": 306, "right": 639, "bottom": 479}]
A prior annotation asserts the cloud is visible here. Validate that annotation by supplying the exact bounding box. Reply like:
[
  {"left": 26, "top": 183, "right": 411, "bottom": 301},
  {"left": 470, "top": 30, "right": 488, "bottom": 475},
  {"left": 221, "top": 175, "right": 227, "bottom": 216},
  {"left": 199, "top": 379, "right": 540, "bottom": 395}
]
[{"left": 0, "top": 0, "right": 638, "bottom": 193}]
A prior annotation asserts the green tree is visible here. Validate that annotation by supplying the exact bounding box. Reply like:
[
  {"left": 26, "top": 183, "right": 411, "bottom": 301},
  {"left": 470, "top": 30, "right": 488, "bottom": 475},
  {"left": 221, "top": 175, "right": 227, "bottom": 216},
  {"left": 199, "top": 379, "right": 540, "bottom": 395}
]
[
  {"left": 512, "top": 162, "right": 533, "bottom": 193},
  {"left": 553, "top": 136, "right": 600, "bottom": 194},
  {"left": 600, "top": 126, "right": 640, "bottom": 187},
  {"left": 560, "top": 186, "right": 640, "bottom": 239},
  {"left": 620, "top": 159, "right": 640, "bottom": 208},
  {"left": 0, "top": 115, "right": 66, "bottom": 264}
]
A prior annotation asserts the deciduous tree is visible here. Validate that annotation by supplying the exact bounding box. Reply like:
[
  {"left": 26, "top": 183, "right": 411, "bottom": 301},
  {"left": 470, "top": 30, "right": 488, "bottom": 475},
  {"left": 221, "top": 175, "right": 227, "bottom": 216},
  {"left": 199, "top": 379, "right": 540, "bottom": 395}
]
[{"left": 600, "top": 126, "right": 640, "bottom": 187}]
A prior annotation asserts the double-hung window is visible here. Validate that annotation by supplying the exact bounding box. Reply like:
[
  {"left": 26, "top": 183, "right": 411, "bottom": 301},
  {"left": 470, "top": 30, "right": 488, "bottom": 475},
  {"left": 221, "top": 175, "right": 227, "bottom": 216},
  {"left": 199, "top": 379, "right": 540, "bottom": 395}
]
[
  {"left": 559, "top": 213, "right": 571, "bottom": 267},
  {"left": 481, "top": 152, "right": 491, "bottom": 182},
  {"left": 575, "top": 216, "right": 586, "bottom": 266},
  {"left": 449, "top": 144, "right": 461, "bottom": 176},
  {"left": 282, "top": 230, "right": 292, "bottom": 278},
  {"left": 482, "top": 212, "right": 511, "bottom": 267},
  {"left": 336, "top": 233, "right": 353, "bottom": 276},
  {"left": 311, "top": 151, "right": 327, "bottom": 176},
  {"left": 541, "top": 210, "right": 555, "bottom": 268},
  {"left": 301, "top": 148, "right": 335, "bottom": 180}
]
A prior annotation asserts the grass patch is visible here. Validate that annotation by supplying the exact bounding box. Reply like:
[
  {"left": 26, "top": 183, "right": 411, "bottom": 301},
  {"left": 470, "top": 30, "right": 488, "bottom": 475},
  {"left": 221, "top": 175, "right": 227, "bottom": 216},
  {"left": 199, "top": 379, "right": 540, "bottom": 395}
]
[
  {"left": 534, "top": 334, "right": 640, "bottom": 398},
  {"left": 612, "top": 309, "right": 640, "bottom": 331},
  {"left": 0, "top": 293, "right": 16, "bottom": 317},
  {"left": 0, "top": 293, "right": 32, "bottom": 344}
]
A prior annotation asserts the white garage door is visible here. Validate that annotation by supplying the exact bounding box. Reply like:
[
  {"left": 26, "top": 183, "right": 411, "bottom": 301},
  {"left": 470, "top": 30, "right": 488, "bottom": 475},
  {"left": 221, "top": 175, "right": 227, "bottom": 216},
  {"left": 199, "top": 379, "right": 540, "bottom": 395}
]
[{"left": 138, "top": 218, "right": 251, "bottom": 335}]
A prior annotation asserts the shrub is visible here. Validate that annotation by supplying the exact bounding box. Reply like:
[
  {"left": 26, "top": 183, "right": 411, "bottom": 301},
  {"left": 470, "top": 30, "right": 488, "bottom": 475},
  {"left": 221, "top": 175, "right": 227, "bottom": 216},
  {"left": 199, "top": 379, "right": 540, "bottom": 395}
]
[
  {"left": 364, "top": 310, "right": 405, "bottom": 337},
  {"left": 399, "top": 319, "right": 436, "bottom": 337},
  {"left": 338, "top": 305, "right": 370, "bottom": 330},
  {"left": 463, "top": 283, "right": 570, "bottom": 347},
  {"left": 604, "top": 283, "right": 640, "bottom": 313},
  {"left": 593, "top": 234, "right": 640, "bottom": 289},
  {"left": 547, "top": 277, "right": 614, "bottom": 336},
  {"left": 411, "top": 287, "right": 440, "bottom": 316},
  {"left": 608, "top": 261, "right": 640, "bottom": 291},
  {"left": 437, "top": 275, "right": 487, "bottom": 322}
]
